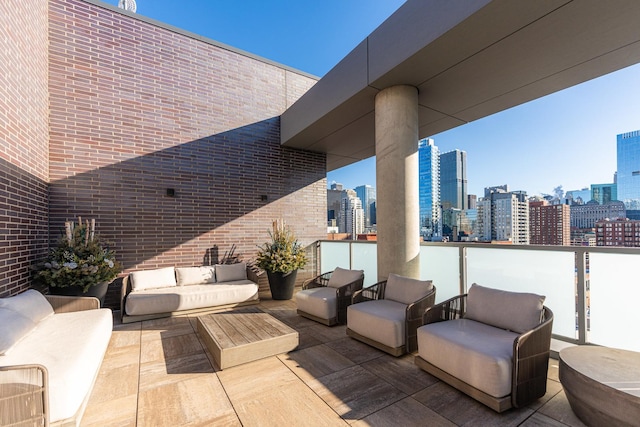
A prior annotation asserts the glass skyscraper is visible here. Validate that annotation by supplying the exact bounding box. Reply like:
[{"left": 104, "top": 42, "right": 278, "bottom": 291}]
[
  {"left": 354, "top": 184, "right": 376, "bottom": 230},
  {"left": 418, "top": 138, "right": 441, "bottom": 240},
  {"left": 617, "top": 130, "right": 640, "bottom": 217},
  {"left": 440, "top": 149, "right": 467, "bottom": 210}
]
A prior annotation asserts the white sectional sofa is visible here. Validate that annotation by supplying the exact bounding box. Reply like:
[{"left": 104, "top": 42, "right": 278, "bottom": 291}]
[
  {"left": 120, "top": 262, "right": 260, "bottom": 323},
  {"left": 0, "top": 290, "right": 113, "bottom": 426}
]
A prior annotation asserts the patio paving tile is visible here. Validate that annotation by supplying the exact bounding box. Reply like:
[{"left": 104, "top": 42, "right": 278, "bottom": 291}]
[
  {"left": 81, "top": 394, "right": 137, "bottom": 427},
  {"left": 324, "top": 336, "right": 385, "bottom": 365},
  {"left": 139, "top": 331, "right": 202, "bottom": 364},
  {"left": 413, "top": 381, "right": 534, "bottom": 427},
  {"left": 361, "top": 352, "right": 439, "bottom": 395},
  {"left": 352, "top": 396, "right": 455, "bottom": 427},
  {"left": 536, "top": 391, "right": 587, "bottom": 427},
  {"left": 519, "top": 412, "right": 572, "bottom": 427},
  {"left": 305, "top": 364, "right": 407, "bottom": 422},
  {"left": 280, "top": 343, "right": 355, "bottom": 382},
  {"left": 139, "top": 352, "right": 214, "bottom": 391},
  {"left": 138, "top": 374, "right": 238, "bottom": 426}
]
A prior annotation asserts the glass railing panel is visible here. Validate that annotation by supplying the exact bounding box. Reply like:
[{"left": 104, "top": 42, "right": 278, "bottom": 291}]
[
  {"left": 319, "top": 241, "right": 351, "bottom": 274},
  {"left": 589, "top": 252, "right": 640, "bottom": 352},
  {"left": 351, "top": 242, "right": 378, "bottom": 287},
  {"left": 420, "top": 245, "right": 461, "bottom": 303},
  {"left": 466, "top": 247, "right": 576, "bottom": 339}
]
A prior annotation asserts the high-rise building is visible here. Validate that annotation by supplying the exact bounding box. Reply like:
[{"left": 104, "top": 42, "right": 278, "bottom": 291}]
[
  {"left": 355, "top": 184, "right": 376, "bottom": 230},
  {"left": 529, "top": 201, "right": 570, "bottom": 246},
  {"left": 339, "top": 190, "right": 364, "bottom": 239},
  {"left": 570, "top": 201, "right": 626, "bottom": 229},
  {"left": 617, "top": 130, "right": 640, "bottom": 217},
  {"left": 596, "top": 218, "right": 640, "bottom": 247},
  {"left": 468, "top": 194, "right": 477, "bottom": 209},
  {"left": 591, "top": 183, "right": 617, "bottom": 205},
  {"left": 477, "top": 186, "right": 529, "bottom": 244},
  {"left": 565, "top": 188, "right": 591, "bottom": 205},
  {"left": 327, "top": 184, "right": 343, "bottom": 226},
  {"left": 418, "top": 138, "right": 441, "bottom": 240},
  {"left": 439, "top": 149, "right": 467, "bottom": 210}
]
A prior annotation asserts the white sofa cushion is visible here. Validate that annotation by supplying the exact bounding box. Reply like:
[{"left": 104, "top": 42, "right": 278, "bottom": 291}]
[
  {"left": 0, "top": 308, "right": 113, "bottom": 423},
  {"left": 130, "top": 267, "right": 177, "bottom": 291},
  {"left": 0, "top": 289, "right": 54, "bottom": 323},
  {"left": 215, "top": 262, "right": 247, "bottom": 282},
  {"left": 417, "top": 318, "right": 519, "bottom": 398},
  {"left": 125, "top": 280, "right": 258, "bottom": 316},
  {"left": 0, "top": 308, "right": 36, "bottom": 355},
  {"left": 465, "top": 284, "right": 545, "bottom": 333},
  {"left": 384, "top": 274, "right": 433, "bottom": 305},
  {"left": 327, "top": 267, "right": 363, "bottom": 289},
  {"left": 296, "top": 287, "right": 337, "bottom": 320},
  {"left": 347, "top": 299, "right": 407, "bottom": 349},
  {"left": 175, "top": 266, "right": 216, "bottom": 286}
]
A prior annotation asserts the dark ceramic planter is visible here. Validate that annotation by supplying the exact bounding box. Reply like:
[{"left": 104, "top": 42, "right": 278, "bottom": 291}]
[
  {"left": 266, "top": 270, "right": 298, "bottom": 300},
  {"left": 48, "top": 280, "right": 110, "bottom": 307}
]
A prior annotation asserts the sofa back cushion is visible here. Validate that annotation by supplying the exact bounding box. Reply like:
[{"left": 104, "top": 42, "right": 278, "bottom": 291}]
[
  {"left": 384, "top": 273, "right": 433, "bottom": 305},
  {"left": 0, "top": 308, "right": 37, "bottom": 355},
  {"left": 464, "top": 283, "right": 545, "bottom": 333},
  {"left": 327, "top": 267, "right": 364, "bottom": 289},
  {"left": 130, "top": 267, "right": 177, "bottom": 291},
  {"left": 0, "top": 289, "right": 54, "bottom": 323},
  {"left": 215, "top": 262, "right": 247, "bottom": 282},
  {"left": 175, "top": 266, "right": 216, "bottom": 286}
]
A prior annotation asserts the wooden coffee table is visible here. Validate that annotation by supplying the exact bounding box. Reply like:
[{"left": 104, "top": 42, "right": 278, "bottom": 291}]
[{"left": 196, "top": 307, "right": 299, "bottom": 370}]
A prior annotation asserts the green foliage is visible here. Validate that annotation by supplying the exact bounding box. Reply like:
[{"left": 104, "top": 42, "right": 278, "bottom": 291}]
[
  {"left": 33, "top": 220, "right": 122, "bottom": 293},
  {"left": 255, "top": 220, "right": 307, "bottom": 274}
]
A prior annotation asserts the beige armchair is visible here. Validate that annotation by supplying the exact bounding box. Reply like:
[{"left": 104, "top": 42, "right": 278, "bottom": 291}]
[
  {"left": 346, "top": 274, "right": 436, "bottom": 356},
  {"left": 296, "top": 267, "right": 364, "bottom": 326},
  {"left": 415, "top": 284, "right": 554, "bottom": 412}
]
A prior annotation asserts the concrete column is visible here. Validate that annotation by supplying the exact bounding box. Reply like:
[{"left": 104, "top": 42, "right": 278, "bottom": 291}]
[{"left": 375, "top": 85, "right": 420, "bottom": 281}]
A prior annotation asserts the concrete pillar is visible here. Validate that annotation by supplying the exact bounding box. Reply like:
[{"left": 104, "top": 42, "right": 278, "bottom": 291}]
[{"left": 375, "top": 85, "right": 420, "bottom": 281}]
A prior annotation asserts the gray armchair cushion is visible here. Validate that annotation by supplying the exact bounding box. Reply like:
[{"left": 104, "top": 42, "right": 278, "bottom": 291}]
[
  {"left": 464, "top": 283, "right": 545, "bottom": 333},
  {"left": 417, "top": 318, "right": 519, "bottom": 398},
  {"left": 384, "top": 273, "right": 433, "bottom": 305},
  {"left": 347, "top": 299, "right": 407, "bottom": 349},
  {"left": 296, "top": 287, "right": 337, "bottom": 320},
  {"left": 327, "top": 267, "right": 363, "bottom": 289}
]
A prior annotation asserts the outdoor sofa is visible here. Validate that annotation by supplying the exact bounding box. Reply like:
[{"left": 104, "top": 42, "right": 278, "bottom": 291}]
[
  {"left": 415, "top": 283, "right": 554, "bottom": 412},
  {"left": 0, "top": 290, "right": 113, "bottom": 426},
  {"left": 120, "top": 262, "right": 260, "bottom": 323}
]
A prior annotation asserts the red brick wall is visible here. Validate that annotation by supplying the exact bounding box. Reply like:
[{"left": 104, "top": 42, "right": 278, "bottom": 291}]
[
  {"left": 0, "top": 0, "right": 50, "bottom": 297},
  {"left": 47, "top": 0, "right": 325, "bottom": 305}
]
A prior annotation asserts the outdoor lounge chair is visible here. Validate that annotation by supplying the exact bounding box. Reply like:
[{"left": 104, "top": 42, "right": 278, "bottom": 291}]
[
  {"left": 346, "top": 274, "right": 436, "bottom": 356},
  {"left": 295, "top": 267, "right": 364, "bottom": 326},
  {"left": 414, "top": 284, "right": 554, "bottom": 412}
]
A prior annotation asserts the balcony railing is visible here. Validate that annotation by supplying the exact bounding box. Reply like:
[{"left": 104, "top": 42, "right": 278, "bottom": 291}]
[{"left": 314, "top": 240, "right": 640, "bottom": 352}]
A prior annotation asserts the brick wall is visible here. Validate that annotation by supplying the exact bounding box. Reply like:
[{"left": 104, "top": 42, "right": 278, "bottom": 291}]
[
  {"left": 48, "top": 0, "right": 326, "bottom": 306},
  {"left": 0, "top": 0, "right": 50, "bottom": 297}
]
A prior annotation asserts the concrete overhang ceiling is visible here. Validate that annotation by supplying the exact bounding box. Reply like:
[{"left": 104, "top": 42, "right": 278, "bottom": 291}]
[{"left": 280, "top": 0, "right": 640, "bottom": 171}]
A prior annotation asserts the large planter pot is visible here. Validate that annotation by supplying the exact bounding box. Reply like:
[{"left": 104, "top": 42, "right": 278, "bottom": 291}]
[
  {"left": 48, "top": 280, "right": 110, "bottom": 307},
  {"left": 266, "top": 270, "right": 298, "bottom": 300}
]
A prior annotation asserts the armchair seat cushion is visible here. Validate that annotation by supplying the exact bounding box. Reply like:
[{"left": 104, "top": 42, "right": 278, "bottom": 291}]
[
  {"left": 296, "top": 287, "right": 337, "bottom": 321},
  {"left": 347, "top": 299, "right": 407, "bottom": 349},
  {"left": 417, "top": 318, "right": 518, "bottom": 398}
]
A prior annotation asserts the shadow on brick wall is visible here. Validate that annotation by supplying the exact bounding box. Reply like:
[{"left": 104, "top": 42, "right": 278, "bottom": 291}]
[{"left": 48, "top": 117, "right": 326, "bottom": 279}]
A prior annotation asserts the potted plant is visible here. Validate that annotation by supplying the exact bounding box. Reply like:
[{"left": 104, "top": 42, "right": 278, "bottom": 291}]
[
  {"left": 255, "top": 220, "right": 307, "bottom": 300},
  {"left": 33, "top": 217, "right": 122, "bottom": 306}
]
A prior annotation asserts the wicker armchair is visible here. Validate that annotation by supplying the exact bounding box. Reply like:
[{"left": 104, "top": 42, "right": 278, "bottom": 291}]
[
  {"left": 346, "top": 274, "right": 436, "bottom": 356},
  {"left": 296, "top": 268, "right": 364, "bottom": 326},
  {"left": 415, "top": 286, "right": 554, "bottom": 412}
]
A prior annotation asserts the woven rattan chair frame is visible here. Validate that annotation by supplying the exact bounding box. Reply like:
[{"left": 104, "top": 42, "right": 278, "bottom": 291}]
[
  {"left": 0, "top": 364, "right": 49, "bottom": 427},
  {"left": 416, "top": 294, "right": 554, "bottom": 412},
  {"left": 297, "top": 270, "right": 364, "bottom": 325},
  {"left": 347, "top": 280, "right": 436, "bottom": 356}
]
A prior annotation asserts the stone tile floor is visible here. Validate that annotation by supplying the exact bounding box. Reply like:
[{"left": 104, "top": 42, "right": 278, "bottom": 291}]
[{"left": 80, "top": 294, "right": 587, "bottom": 426}]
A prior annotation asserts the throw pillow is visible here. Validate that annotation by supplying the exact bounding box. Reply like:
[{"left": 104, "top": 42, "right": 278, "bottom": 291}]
[
  {"left": 0, "top": 307, "right": 37, "bottom": 355},
  {"left": 327, "top": 267, "right": 364, "bottom": 288},
  {"left": 130, "top": 267, "right": 177, "bottom": 291},
  {"left": 383, "top": 273, "right": 433, "bottom": 305},
  {"left": 0, "top": 289, "right": 54, "bottom": 323},
  {"left": 175, "top": 266, "right": 216, "bottom": 286},
  {"left": 215, "top": 262, "right": 247, "bottom": 282}
]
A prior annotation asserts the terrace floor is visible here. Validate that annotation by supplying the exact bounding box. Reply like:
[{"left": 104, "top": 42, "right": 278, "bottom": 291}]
[{"left": 81, "top": 292, "right": 587, "bottom": 426}]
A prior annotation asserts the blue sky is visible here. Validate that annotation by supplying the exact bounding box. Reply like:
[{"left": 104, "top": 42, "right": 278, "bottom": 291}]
[{"left": 107, "top": 0, "right": 640, "bottom": 198}]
